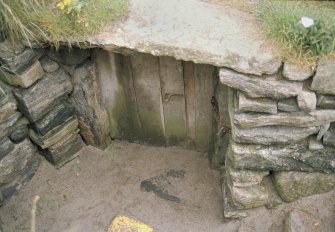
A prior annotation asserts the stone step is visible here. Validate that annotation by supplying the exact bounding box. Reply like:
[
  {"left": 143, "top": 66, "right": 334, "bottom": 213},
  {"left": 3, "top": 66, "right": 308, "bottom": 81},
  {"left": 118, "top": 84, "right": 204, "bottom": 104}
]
[
  {"left": 29, "top": 117, "right": 79, "bottom": 149},
  {"left": 44, "top": 132, "right": 83, "bottom": 168}
]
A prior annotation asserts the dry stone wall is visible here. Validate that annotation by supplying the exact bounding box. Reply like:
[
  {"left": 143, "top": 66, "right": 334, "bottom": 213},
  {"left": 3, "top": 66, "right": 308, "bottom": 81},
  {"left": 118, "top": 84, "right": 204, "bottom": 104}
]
[
  {"left": 219, "top": 60, "right": 335, "bottom": 218},
  {"left": 0, "top": 41, "right": 110, "bottom": 205}
]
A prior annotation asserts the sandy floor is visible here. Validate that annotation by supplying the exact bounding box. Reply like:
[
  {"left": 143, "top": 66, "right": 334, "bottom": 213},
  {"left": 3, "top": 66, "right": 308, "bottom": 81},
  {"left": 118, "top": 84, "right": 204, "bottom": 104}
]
[{"left": 0, "top": 141, "right": 334, "bottom": 232}]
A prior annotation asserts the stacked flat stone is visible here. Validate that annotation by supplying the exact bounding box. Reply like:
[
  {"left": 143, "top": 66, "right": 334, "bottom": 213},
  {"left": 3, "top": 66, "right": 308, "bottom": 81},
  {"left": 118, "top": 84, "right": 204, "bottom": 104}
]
[
  {"left": 12, "top": 57, "right": 83, "bottom": 168},
  {"left": 219, "top": 59, "right": 335, "bottom": 218},
  {"left": 0, "top": 42, "right": 42, "bottom": 205}
]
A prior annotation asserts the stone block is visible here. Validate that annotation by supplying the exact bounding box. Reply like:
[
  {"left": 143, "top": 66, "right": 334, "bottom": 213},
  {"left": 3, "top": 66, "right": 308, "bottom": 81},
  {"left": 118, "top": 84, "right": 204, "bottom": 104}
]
[
  {"left": 0, "top": 155, "right": 40, "bottom": 206},
  {"left": 234, "top": 111, "right": 335, "bottom": 128},
  {"left": 29, "top": 117, "right": 79, "bottom": 149},
  {"left": 32, "top": 100, "right": 75, "bottom": 136},
  {"left": 232, "top": 125, "right": 319, "bottom": 145},
  {"left": 220, "top": 68, "right": 303, "bottom": 99},
  {"left": 277, "top": 98, "right": 300, "bottom": 112},
  {"left": 323, "top": 131, "right": 335, "bottom": 147},
  {"left": 282, "top": 62, "right": 313, "bottom": 81},
  {"left": 0, "top": 112, "right": 21, "bottom": 139},
  {"left": 316, "top": 123, "right": 329, "bottom": 140},
  {"left": 226, "top": 157, "right": 268, "bottom": 187},
  {"left": 13, "top": 68, "right": 73, "bottom": 122},
  {"left": 317, "top": 95, "right": 335, "bottom": 109},
  {"left": 0, "top": 60, "right": 44, "bottom": 88},
  {"left": 221, "top": 169, "right": 249, "bottom": 219},
  {"left": 311, "top": 58, "right": 335, "bottom": 95},
  {"left": 0, "top": 137, "right": 14, "bottom": 160},
  {"left": 70, "top": 60, "right": 110, "bottom": 149},
  {"left": 44, "top": 132, "right": 83, "bottom": 167},
  {"left": 39, "top": 55, "right": 59, "bottom": 73},
  {"left": 236, "top": 92, "right": 277, "bottom": 114},
  {"left": 0, "top": 139, "right": 36, "bottom": 185},
  {"left": 0, "top": 101, "right": 17, "bottom": 124},
  {"left": 273, "top": 171, "right": 335, "bottom": 202},
  {"left": 284, "top": 210, "right": 321, "bottom": 232},
  {"left": 226, "top": 173, "right": 268, "bottom": 210},
  {"left": 47, "top": 47, "right": 90, "bottom": 66},
  {"left": 228, "top": 141, "right": 335, "bottom": 172},
  {"left": 0, "top": 48, "right": 44, "bottom": 74},
  {"left": 297, "top": 90, "right": 316, "bottom": 112},
  {"left": 308, "top": 136, "right": 324, "bottom": 150}
]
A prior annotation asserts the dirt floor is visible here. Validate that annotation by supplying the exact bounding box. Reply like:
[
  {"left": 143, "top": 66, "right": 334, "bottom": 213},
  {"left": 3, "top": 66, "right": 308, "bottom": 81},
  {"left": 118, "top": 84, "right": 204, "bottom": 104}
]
[{"left": 0, "top": 141, "right": 334, "bottom": 232}]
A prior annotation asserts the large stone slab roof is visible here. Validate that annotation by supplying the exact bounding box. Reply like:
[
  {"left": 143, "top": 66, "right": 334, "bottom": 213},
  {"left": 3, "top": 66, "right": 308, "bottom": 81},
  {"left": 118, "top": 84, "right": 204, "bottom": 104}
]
[{"left": 89, "top": 0, "right": 281, "bottom": 75}]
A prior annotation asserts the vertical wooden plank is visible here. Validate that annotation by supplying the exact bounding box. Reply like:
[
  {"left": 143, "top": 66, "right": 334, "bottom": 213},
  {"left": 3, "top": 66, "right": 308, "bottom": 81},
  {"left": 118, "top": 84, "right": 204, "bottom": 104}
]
[
  {"left": 95, "top": 50, "right": 141, "bottom": 141},
  {"left": 130, "top": 53, "right": 165, "bottom": 146},
  {"left": 113, "top": 54, "right": 142, "bottom": 141},
  {"left": 194, "top": 64, "right": 215, "bottom": 151},
  {"left": 183, "top": 61, "right": 196, "bottom": 148},
  {"left": 159, "top": 56, "right": 187, "bottom": 146},
  {"left": 95, "top": 50, "right": 122, "bottom": 139}
]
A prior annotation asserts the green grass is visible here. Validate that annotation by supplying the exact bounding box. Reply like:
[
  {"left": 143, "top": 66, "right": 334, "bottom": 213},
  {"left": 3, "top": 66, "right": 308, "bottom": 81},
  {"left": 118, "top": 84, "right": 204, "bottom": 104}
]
[
  {"left": 0, "top": 0, "right": 128, "bottom": 48},
  {"left": 254, "top": 0, "right": 335, "bottom": 61}
]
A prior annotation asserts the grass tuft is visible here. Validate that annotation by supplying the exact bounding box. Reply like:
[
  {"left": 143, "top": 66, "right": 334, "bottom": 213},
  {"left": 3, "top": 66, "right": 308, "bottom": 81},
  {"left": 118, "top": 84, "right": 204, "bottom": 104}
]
[
  {"left": 0, "top": 0, "right": 128, "bottom": 48},
  {"left": 254, "top": 0, "right": 335, "bottom": 61}
]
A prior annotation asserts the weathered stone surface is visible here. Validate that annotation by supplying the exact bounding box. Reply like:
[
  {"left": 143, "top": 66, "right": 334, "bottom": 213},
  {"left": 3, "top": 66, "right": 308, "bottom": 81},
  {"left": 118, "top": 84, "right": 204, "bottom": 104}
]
[
  {"left": 284, "top": 210, "right": 321, "bottom": 232},
  {"left": 0, "top": 137, "right": 14, "bottom": 160},
  {"left": 70, "top": 60, "right": 110, "bottom": 149},
  {"left": 316, "top": 123, "right": 329, "bottom": 140},
  {"left": 317, "top": 95, "right": 335, "bottom": 109},
  {"left": 323, "top": 131, "right": 335, "bottom": 147},
  {"left": 32, "top": 100, "right": 75, "bottom": 136},
  {"left": 9, "top": 117, "right": 29, "bottom": 144},
  {"left": 0, "top": 60, "right": 44, "bottom": 88},
  {"left": 39, "top": 55, "right": 59, "bottom": 73},
  {"left": 10, "top": 127, "right": 28, "bottom": 144},
  {"left": 0, "top": 48, "right": 44, "bottom": 74},
  {"left": 311, "top": 58, "right": 335, "bottom": 95},
  {"left": 0, "top": 39, "right": 25, "bottom": 59},
  {"left": 0, "top": 139, "right": 36, "bottom": 185},
  {"left": 297, "top": 90, "right": 316, "bottom": 112},
  {"left": 226, "top": 157, "right": 268, "bottom": 187},
  {"left": 221, "top": 169, "right": 249, "bottom": 219},
  {"left": 234, "top": 111, "right": 335, "bottom": 128},
  {"left": 226, "top": 173, "right": 268, "bottom": 210},
  {"left": 44, "top": 132, "right": 83, "bottom": 167},
  {"left": 282, "top": 62, "right": 313, "bottom": 81},
  {"left": 228, "top": 141, "right": 335, "bottom": 172},
  {"left": 308, "top": 136, "right": 324, "bottom": 150},
  {"left": 0, "top": 112, "right": 21, "bottom": 139},
  {"left": 262, "top": 176, "right": 283, "bottom": 209},
  {"left": 0, "top": 85, "right": 8, "bottom": 107},
  {"left": 220, "top": 68, "right": 303, "bottom": 99},
  {"left": 0, "top": 155, "right": 40, "bottom": 206},
  {"left": 232, "top": 125, "right": 319, "bottom": 145},
  {"left": 13, "top": 68, "right": 73, "bottom": 122},
  {"left": 29, "top": 117, "right": 79, "bottom": 149},
  {"left": 93, "top": 0, "right": 281, "bottom": 75},
  {"left": 273, "top": 171, "right": 335, "bottom": 202},
  {"left": 277, "top": 98, "right": 300, "bottom": 112},
  {"left": 47, "top": 47, "right": 90, "bottom": 66},
  {"left": 236, "top": 92, "right": 277, "bottom": 114},
  {"left": 0, "top": 101, "right": 17, "bottom": 124}
]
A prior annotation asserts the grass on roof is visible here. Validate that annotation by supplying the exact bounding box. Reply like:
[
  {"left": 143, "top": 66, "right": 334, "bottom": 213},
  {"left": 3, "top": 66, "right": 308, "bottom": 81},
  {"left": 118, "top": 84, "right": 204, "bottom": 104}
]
[
  {"left": 0, "top": 0, "right": 128, "bottom": 48},
  {"left": 254, "top": 0, "right": 335, "bottom": 62}
]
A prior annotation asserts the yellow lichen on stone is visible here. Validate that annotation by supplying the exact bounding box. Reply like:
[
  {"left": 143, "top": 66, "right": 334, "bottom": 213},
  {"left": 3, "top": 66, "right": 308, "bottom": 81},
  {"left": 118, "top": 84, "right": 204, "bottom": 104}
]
[{"left": 108, "top": 215, "right": 153, "bottom": 232}]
